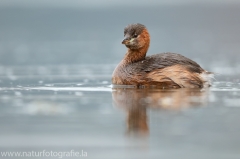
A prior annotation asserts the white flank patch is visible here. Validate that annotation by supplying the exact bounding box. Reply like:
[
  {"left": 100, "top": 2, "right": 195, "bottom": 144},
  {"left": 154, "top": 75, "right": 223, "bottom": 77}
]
[{"left": 200, "top": 71, "right": 215, "bottom": 88}]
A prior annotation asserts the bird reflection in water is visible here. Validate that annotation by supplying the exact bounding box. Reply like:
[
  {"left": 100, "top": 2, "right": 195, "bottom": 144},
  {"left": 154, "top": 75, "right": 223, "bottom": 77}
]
[{"left": 112, "top": 88, "right": 208, "bottom": 136}]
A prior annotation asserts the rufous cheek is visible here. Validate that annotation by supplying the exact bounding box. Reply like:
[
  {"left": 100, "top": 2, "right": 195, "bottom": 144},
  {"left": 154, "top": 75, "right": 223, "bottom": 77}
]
[{"left": 137, "top": 37, "right": 146, "bottom": 48}]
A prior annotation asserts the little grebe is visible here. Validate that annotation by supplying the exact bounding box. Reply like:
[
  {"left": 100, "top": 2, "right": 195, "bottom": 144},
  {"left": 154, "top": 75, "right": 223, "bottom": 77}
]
[{"left": 112, "top": 23, "right": 213, "bottom": 88}]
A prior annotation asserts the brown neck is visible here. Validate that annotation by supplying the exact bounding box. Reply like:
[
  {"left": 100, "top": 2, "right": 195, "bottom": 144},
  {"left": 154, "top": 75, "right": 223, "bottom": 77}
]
[
  {"left": 122, "top": 47, "right": 148, "bottom": 64},
  {"left": 122, "top": 28, "right": 150, "bottom": 65}
]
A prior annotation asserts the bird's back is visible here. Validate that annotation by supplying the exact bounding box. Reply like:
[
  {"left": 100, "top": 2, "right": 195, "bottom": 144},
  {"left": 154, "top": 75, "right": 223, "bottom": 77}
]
[{"left": 113, "top": 52, "right": 212, "bottom": 88}]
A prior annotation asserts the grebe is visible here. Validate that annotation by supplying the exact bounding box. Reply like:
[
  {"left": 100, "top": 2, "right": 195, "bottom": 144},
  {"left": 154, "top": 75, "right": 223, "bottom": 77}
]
[{"left": 112, "top": 23, "right": 213, "bottom": 88}]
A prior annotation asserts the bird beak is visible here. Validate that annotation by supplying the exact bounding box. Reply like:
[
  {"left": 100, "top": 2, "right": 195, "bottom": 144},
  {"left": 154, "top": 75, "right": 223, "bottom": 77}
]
[{"left": 122, "top": 35, "right": 131, "bottom": 44}]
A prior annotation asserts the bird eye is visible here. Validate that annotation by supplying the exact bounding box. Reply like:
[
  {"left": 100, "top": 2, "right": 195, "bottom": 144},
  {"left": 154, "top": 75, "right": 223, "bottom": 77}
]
[{"left": 133, "top": 34, "right": 138, "bottom": 38}]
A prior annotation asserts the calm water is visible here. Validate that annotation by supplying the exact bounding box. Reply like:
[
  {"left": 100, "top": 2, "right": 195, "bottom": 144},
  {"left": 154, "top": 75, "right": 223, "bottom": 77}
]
[
  {"left": 1, "top": 2, "right": 240, "bottom": 158},
  {"left": 0, "top": 65, "right": 240, "bottom": 159}
]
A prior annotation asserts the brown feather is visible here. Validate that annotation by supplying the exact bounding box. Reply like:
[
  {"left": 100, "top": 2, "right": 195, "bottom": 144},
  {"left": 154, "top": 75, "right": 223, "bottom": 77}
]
[{"left": 112, "top": 23, "right": 212, "bottom": 88}]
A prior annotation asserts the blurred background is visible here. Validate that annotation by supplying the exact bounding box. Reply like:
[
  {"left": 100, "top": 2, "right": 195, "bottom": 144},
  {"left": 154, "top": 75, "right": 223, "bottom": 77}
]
[
  {"left": 1, "top": 1, "right": 240, "bottom": 159},
  {"left": 0, "top": 0, "right": 240, "bottom": 71}
]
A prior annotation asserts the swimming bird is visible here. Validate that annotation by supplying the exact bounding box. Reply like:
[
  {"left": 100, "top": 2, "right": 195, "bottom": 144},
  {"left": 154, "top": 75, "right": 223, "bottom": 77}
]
[{"left": 112, "top": 23, "right": 213, "bottom": 88}]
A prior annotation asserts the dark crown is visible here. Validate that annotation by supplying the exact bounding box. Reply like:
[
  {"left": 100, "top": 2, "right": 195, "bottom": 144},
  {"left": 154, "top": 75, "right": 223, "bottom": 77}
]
[{"left": 124, "top": 23, "right": 146, "bottom": 36}]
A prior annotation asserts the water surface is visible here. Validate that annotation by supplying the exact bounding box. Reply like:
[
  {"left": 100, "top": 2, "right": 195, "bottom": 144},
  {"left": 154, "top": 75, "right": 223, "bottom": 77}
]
[
  {"left": 1, "top": 2, "right": 240, "bottom": 158},
  {"left": 0, "top": 65, "right": 240, "bottom": 159}
]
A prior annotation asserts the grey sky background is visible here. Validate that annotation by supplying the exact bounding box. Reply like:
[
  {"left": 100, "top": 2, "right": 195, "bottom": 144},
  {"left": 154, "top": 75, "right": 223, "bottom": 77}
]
[
  {"left": 1, "top": 0, "right": 240, "bottom": 8},
  {"left": 1, "top": 0, "right": 240, "bottom": 67}
]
